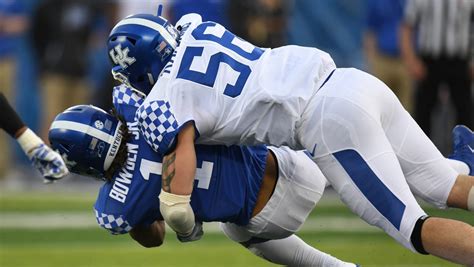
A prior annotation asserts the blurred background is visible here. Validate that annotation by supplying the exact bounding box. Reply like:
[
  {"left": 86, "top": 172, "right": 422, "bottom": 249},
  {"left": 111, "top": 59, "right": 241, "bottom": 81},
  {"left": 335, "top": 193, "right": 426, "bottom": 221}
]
[{"left": 0, "top": 0, "right": 472, "bottom": 266}]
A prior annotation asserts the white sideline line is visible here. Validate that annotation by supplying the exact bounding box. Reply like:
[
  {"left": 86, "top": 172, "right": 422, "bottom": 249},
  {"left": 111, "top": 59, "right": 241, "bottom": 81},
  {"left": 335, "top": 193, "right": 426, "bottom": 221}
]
[
  {"left": 0, "top": 212, "right": 97, "bottom": 229},
  {"left": 0, "top": 212, "right": 378, "bottom": 233}
]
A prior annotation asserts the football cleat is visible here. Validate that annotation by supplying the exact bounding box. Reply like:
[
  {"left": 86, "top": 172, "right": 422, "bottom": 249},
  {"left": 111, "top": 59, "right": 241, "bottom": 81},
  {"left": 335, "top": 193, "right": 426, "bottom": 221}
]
[{"left": 448, "top": 125, "right": 474, "bottom": 175}]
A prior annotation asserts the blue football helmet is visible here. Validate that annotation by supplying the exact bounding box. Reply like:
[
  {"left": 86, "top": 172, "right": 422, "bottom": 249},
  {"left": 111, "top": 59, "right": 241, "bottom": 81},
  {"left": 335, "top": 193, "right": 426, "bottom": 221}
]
[
  {"left": 48, "top": 105, "right": 123, "bottom": 180},
  {"left": 108, "top": 14, "right": 179, "bottom": 95}
]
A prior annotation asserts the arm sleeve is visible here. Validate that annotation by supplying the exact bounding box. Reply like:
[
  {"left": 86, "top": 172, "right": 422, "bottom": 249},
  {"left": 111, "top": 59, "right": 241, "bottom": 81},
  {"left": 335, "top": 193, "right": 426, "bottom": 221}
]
[{"left": 0, "top": 92, "right": 25, "bottom": 137}]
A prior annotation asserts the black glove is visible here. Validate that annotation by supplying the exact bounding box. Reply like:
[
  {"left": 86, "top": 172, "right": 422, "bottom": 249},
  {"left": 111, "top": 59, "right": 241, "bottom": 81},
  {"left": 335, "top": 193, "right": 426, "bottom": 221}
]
[{"left": 176, "top": 221, "right": 203, "bottom": 242}]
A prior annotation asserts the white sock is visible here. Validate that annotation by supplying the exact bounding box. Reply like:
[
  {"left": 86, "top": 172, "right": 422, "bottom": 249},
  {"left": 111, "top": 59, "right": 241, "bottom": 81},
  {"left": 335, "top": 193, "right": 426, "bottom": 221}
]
[
  {"left": 446, "top": 159, "right": 470, "bottom": 175},
  {"left": 248, "top": 234, "right": 356, "bottom": 267}
]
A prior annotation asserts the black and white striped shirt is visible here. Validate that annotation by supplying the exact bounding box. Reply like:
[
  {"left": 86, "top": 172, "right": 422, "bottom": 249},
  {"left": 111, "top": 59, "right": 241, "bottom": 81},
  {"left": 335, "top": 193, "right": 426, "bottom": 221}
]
[{"left": 404, "top": 0, "right": 473, "bottom": 58}]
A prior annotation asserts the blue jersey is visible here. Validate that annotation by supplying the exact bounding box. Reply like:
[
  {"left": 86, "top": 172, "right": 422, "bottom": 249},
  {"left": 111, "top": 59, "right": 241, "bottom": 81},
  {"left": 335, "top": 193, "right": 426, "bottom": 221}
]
[{"left": 94, "top": 85, "right": 267, "bottom": 234}]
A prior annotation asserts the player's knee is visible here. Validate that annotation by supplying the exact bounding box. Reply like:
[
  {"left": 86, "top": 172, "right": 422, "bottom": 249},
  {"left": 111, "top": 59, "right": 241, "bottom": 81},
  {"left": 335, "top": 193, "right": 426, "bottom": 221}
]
[
  {"left": 220, "top": 222, "right": 252, "bottom": 243},
  {"left": 410, "top": 215, "right": 430, "bottom": 255}
]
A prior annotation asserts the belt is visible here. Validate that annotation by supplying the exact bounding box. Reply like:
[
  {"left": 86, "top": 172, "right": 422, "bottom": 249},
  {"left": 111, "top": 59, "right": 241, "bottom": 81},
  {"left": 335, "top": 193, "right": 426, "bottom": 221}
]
[{"left": 251, "top": 149, "right": 278, "bottom": 217}]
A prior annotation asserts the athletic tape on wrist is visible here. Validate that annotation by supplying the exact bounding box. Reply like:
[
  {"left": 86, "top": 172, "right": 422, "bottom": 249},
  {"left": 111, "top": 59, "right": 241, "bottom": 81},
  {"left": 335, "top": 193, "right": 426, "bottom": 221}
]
[
  {"left": 159, "top": 190, "right": 195, "bottom": 235},
  {"left": 17, "top": 128, "right": 44, "bottom": 155},
  {"left": 468, "top": 186, "right": 474, "bottom": 212}
]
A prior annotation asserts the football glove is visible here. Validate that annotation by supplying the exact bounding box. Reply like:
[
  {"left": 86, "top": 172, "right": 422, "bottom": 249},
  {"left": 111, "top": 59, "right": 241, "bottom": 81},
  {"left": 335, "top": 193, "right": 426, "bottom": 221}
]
[
  {"left": 176, "top": 221, "right": 203, "bottom": 243},
  {"left": 18, "top": 128, "right": 69, "bottom": 183},
  {"left": 28, "top": 143, "right": 69, "bottom": 183}
]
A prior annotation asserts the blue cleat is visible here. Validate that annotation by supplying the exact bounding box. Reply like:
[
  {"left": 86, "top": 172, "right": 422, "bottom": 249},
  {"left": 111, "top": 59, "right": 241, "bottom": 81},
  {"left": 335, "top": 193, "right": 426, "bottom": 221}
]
[{"left": 448, "top": 125, "right": 474, "bottom": 175}]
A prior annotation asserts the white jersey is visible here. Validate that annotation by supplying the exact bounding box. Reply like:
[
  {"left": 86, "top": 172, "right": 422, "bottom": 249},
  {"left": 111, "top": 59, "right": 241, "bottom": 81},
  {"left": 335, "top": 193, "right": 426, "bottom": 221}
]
[
  {"left": 135, "top": 14, "right": 461, "bottom": 255},
  {"left": 137, "top": 14, "right": 336, "bottom": 154}
]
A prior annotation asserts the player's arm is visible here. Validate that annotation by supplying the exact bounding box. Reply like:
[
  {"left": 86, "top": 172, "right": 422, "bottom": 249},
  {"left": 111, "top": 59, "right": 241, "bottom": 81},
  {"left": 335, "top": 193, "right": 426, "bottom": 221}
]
[
  {"left": 0, "top": 92, "right": 68, "bottom": 181},
  {"left": 161, "top": 122, "right": 196, "bottom": 194},
  {"left": 0, "top": 92, "right": 26, "bottom": 138},
  {"left": 159, "top": 122, "right": 202, "bottom": 242},
  {"left": 129, "top": 220, "right": 166, "bottom": 248}
]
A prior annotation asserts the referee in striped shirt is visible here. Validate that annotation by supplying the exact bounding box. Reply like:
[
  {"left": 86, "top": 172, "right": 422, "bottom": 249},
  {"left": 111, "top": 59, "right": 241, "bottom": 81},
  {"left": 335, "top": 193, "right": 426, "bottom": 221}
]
[{"left": 400, "top": 0, "right": 473, "bottom": 137}]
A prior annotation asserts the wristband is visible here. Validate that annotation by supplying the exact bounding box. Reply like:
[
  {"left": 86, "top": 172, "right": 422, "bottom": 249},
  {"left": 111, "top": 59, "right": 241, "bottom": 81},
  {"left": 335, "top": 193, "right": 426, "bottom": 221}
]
[
  {"left": 17, "top": 128, "right": 44, "bottom": 154},
  {"left": 159, "top": 190, "right": 195, "bottom": 235}
]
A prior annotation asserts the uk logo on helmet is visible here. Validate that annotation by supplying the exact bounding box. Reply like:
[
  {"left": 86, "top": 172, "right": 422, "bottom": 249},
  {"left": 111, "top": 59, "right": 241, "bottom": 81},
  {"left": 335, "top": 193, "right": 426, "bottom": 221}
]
[{"left": 109, "top": 44, "right": 136, "bottom": 69}]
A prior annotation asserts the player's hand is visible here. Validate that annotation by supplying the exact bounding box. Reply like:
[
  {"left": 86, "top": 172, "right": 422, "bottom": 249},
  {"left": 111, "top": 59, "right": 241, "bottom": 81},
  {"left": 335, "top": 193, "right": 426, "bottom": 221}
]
[
  {"left": 28, "top": 143, "right": 69, "bottom": 183},
  {"left": 176, "top": 221, "right": 203, "bottom": 242},
  {"left": 406, "top": 57, "right": 426, "bottom": 81}
]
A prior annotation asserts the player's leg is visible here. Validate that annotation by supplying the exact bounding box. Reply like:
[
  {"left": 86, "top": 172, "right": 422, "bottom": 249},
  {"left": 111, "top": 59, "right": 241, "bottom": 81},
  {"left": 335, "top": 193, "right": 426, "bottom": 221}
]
[
  {"left": 379, "top": 80, "right": 474, "bottom": 211},
  {"left": 420, "top": 217, "right": 474, "bottom": 263},
  {"left": 446, "top": 158, "right": 471, "bottom": 175},
  {"left": 360, "top": 68, "right": 474, "bottom": 263},
  {"left": 220, "top": 223, "right": 356, "bottom": 267},
  {"left": 371, "top": 71, "right": 474, "bottom": 264},
  {"left": 243, "top": 147, "right": 326, "bottom": 239},
  {"left": 301, "top": 68, "right": 428, "bottom": 250},
  {"left": 300, "top": 68, "right": 474, "bottom": 264}
]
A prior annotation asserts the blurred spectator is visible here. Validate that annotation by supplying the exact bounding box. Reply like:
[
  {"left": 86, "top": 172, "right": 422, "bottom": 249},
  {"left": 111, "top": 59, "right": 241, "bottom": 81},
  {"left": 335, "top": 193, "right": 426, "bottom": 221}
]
[
  {"left": 288, "top": 0, "right": 366, "bottom": 69},
  {"left": 228, "top": 0, "right": 288, "bottom": 47},
  {"left": 400, "top": 0, "right": 473, "bottom": 137},
  {"left": 87, "top": 2, "right": 119, "bottom": 111},
  {"left": 31, "top": 0, "right": 105, "bottom": 141},
  {"left": 364, "top": 0, "right": 412, "bottom": 113},
  {"left": 118, "top": 0, "right": 161, "bottom": 19},
  {"left": 169, "top": 0, "right": 229, "bottom": 27},
  {"left": 0, "top": 0, "right": 28, "bottom": 177}
]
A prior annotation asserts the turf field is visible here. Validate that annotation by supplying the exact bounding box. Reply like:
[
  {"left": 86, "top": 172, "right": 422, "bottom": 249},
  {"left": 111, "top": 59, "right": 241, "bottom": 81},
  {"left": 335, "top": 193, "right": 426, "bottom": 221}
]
[{"left": 0, "top": 191, "right": 472, "bottom": 266}]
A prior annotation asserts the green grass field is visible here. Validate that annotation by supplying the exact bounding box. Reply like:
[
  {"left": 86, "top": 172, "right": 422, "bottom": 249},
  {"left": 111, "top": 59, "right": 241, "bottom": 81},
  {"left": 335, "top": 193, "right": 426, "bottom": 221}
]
[{"left": 0, "top": 192, "right": 472, "bottom": 267}]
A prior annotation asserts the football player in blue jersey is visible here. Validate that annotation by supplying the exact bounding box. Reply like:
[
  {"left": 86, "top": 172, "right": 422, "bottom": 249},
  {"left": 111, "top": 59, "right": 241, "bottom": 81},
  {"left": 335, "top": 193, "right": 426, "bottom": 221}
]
[
  {"left": 0, "top": 92, "right": 68, "bottom": 181},
  {"left": 106, "top": 12, "right": 474, "bottom": 265},
  {"left": 48, "top": 85, "right": 357, "bottom": 267}
]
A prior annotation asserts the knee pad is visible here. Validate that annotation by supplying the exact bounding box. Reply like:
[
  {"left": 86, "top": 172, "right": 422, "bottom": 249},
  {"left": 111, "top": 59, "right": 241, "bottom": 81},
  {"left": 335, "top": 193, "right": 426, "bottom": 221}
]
[{"left": 410, "top": 215, "right": 430, "bottom": 255}]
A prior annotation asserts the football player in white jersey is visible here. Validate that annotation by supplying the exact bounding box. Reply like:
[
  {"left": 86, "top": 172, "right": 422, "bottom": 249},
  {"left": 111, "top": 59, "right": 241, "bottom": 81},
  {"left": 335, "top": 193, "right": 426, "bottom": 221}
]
[{"left": 107, "top": 13, "right": 474, "bottom": 265}]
